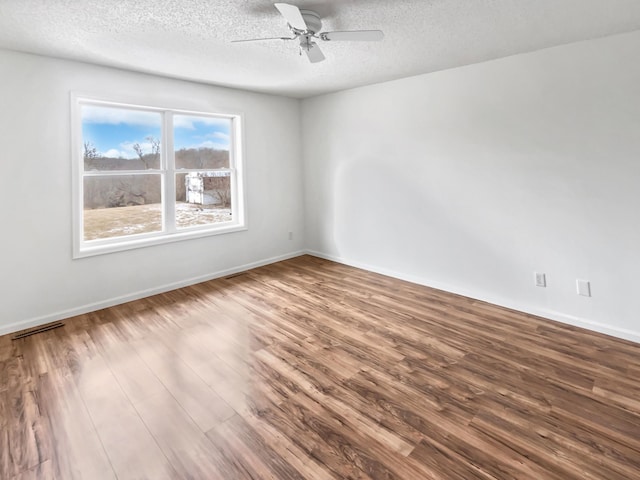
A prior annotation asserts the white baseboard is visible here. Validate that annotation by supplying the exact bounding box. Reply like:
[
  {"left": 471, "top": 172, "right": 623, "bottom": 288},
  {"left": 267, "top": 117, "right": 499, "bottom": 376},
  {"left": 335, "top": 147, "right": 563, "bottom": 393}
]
[
  {"left": 305, "top": 250, "right": 640, "bottom": 345},
  {"left": 1, "top": 250, "right": 305, "bottom": 337},
  {"left": 8, "top": 248, "right": 639, "bottom": 345}
]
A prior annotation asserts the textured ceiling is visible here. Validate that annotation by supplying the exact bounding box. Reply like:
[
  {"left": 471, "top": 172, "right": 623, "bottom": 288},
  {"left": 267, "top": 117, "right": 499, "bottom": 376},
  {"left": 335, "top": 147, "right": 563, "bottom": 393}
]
[{"left": 1, "top": 0, "right": 640, "bottom": 98}]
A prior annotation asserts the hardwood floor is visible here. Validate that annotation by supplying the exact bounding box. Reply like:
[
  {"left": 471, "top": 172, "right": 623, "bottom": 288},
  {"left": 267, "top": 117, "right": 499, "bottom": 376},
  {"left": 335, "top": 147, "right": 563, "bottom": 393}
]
[{"left": 1, "top": 255, "right": 640, "bottom": 479}]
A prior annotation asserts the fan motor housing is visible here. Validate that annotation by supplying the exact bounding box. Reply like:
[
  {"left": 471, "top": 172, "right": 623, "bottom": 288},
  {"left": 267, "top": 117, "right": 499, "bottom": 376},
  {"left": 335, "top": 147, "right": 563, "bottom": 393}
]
[{"left": 299, "top": 10, "right": 322, "bottom": 33}]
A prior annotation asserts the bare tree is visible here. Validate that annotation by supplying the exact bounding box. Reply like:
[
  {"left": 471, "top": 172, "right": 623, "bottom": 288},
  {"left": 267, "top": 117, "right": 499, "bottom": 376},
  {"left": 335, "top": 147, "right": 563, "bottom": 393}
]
[
  {"left": 83, "top": 141, "right": 99, "bottom": 170},
  {"left": 196, "top": 149, "right": 205, "bottom": 169},
  {"left": 148, "top": 136, "right": 160, "bottom": 157},
  {"left": 175, "top": 147, "right": 229, "bottom": 169},
  {"left": 107, "top": 180, "right": 147, "bottom": 207},
  {"left": 209, "top": 176, "right": 231, "bottom": 207},
  {"left": 133, "top": 136, "right": 160, "bottom": 169},
  {"left": 132, "top": 142, "right": 147, "bottom": 169}
]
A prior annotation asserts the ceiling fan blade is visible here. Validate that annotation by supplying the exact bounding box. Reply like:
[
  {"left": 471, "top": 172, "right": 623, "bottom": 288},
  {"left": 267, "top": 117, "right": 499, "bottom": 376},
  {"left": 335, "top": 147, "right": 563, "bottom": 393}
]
[
  {"left": 305, "top": 43, "right": 325, "bottom": 63},
  {"left": 320, "top": 30, "right": 384, "bottom": 42},
  {"left": 274, "top": 3, "right": 308, "bottom": 31},
  {"left": 231, "top": 36, "right": 294, "bottom": 43}
]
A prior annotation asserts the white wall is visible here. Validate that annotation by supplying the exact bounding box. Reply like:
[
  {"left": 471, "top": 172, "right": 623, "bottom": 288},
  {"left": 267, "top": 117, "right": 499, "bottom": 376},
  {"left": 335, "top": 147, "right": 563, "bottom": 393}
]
[
  {"left": 0, "top": 50, "right": 304, "bottom": 335},
  {"left": 302, "top": 30, "right": 640, "bottom": 343},
  {"left": 4, "top": 31, "right": 640, "bottom": 343}
]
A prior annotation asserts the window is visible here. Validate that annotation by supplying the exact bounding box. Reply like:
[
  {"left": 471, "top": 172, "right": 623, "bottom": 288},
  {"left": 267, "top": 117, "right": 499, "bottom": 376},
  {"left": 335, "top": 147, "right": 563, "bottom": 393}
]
[{"left": 72, "top": 97, "right": 244, "bottom": 257}]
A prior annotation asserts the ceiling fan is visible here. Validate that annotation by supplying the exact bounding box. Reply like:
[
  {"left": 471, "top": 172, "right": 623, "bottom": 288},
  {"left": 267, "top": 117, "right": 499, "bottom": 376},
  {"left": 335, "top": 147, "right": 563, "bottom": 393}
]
[{"left": 232, "top": 3, "right": 384, "bottom": 63}]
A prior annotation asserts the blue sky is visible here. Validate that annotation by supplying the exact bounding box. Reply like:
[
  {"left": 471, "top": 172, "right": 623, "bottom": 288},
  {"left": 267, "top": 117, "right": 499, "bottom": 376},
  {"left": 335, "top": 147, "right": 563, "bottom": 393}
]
[{"left": 82, "top": 105, "right": 231, "bottom": 159}]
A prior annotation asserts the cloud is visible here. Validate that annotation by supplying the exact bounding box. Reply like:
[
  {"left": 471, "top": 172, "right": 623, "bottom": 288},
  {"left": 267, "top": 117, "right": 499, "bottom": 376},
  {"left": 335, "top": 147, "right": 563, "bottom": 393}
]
[
  {"left": 180, "top": 140, "right": 229, "bottom": 151},
  {"left": 102, "top": 148, "right": 129, "bottom": 158},
  {"left": 174, "top": 115, "right": 230, "bottom": 130},
  {"left": 82, "top": 106, "right": 231, "bottom": 133},
  {"left": 208, "top": 131, "right": 230, "bottom": 141},
  {"left": 82, "top": 105, "right": 161, "bottom": 127},
  {"left": 101, "top": 141, "right": 156, "bottom": 159}
]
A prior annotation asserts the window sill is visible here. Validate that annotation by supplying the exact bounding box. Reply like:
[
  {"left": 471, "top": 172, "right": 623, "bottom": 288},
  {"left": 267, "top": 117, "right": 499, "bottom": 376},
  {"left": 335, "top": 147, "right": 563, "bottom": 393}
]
[{"left": 73, "top": 223, "right": 247, "bottom": 259}]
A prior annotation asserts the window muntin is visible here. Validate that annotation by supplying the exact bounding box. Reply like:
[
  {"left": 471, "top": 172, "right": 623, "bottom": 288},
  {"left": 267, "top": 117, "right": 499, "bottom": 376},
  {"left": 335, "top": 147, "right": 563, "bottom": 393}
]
[{"left": 74, "top": 98, "right": 244, "bottom": 257}]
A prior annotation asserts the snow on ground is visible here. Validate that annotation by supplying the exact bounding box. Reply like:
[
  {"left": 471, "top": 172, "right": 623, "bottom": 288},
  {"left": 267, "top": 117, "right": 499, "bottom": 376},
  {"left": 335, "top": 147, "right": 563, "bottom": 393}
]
[{"left": 83, "top": 203, "right": 232, "bottom": 241}]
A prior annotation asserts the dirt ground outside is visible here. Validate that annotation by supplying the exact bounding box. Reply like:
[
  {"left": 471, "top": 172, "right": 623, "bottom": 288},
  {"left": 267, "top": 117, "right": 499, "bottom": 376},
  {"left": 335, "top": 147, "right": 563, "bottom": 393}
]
[{"left": 83, "top": 202, "right": 232, "bottom": 241}]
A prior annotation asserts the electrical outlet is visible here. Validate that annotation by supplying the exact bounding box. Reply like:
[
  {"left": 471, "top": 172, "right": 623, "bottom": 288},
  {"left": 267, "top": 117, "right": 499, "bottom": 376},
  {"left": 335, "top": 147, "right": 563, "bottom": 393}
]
[
  {"left": 288, "top": 231, "right": 293, "bottom": 240},
  {"left": 577, "top": 279, "right": 591, "bottom": 297},
  {"left": 534, "top": 272, "right": 546, "bottom": 287}
]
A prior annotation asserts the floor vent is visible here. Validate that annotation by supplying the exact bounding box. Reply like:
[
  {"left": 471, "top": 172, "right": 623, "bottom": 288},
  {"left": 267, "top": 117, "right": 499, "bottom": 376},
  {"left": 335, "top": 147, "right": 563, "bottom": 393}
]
[{"left": 12, "top": 322, "right": 65, "bottom": 340}]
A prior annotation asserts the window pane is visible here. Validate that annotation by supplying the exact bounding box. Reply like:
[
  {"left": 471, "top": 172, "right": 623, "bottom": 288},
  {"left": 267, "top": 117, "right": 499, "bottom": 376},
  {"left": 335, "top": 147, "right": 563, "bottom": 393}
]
[
  {"left": 174, "top": 115, "right": 231, "bottom": 169},
  {"left": 175, "top": 172, "right": 232, "bottom": 229},
  {"left": 83, "top": 175, "right": 162, "bottom": 240},
  {"left": 82, "top": 105, "right": 161, "bottom": 171}
]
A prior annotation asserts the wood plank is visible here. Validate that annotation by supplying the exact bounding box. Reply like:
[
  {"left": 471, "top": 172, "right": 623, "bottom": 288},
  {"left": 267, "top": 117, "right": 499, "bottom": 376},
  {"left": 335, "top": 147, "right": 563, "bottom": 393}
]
[
  {"left": 1, "top": 255, "right": 639, "bottom": 479},
  {"left": 74, "top": 350, "right": 177, "bottom": 480},
  {"left": 133, "top": 390, "right": 238, "bottom": 479},
  {"left": 35, "top": 367, "right": 116, "bottom": 479},
  {"left": 131, "top": 334, "right": 236, "bottom": 432},
  {"left": 206, "top": 414, "right": 308, "bottom": 480}
]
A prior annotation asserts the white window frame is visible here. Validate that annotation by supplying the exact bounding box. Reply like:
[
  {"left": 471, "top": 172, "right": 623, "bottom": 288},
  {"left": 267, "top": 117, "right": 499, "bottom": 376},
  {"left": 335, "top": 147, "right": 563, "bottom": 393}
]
[{"left": 71, "top": 94, "right": 246, "bottom": 258}]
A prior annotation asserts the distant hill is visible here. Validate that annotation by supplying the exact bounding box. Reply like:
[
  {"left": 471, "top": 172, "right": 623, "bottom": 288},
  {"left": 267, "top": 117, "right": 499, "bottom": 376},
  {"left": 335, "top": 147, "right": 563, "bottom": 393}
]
[
  {"left": 84, "top": 148, "right": 230, "bottom": 208},
  {"left": 84, "top": 147, "right": 229, "bottom": 171}
]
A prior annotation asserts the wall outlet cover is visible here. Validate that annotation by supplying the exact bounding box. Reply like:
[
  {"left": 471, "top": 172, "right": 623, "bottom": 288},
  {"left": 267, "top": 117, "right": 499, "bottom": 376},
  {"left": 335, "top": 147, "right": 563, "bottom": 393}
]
[{"left": 577, "top": 279, "right": 591, "bottom": 297}]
